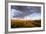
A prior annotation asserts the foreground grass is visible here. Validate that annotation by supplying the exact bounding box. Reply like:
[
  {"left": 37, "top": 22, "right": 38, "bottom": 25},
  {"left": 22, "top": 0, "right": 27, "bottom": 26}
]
[{"left": 11, "top": 19, "right": 41, "bottom": 28}]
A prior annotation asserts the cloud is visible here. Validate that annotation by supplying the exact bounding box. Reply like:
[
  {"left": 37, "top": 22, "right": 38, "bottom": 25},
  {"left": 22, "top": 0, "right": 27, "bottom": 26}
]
[
  {"left": 11, "top": 9, "right": 23, "bottom": 18},
  {"left": 11, "top": 6, "right": 41, "bottom": 20},
  {"left": 24, "top": 13, "right": 41, "bottom": 20}
]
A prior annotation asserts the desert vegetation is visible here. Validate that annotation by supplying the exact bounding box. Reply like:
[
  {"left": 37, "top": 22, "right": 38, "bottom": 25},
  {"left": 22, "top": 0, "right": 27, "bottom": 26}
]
[{"left": 11, "top": 19, "right": 41, "bottom": 28}]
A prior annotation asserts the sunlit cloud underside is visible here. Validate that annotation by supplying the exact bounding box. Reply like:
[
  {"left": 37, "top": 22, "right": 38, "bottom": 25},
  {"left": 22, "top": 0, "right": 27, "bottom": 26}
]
[{"left": 10, "top": 6, "right": 41, "bottom": 20}]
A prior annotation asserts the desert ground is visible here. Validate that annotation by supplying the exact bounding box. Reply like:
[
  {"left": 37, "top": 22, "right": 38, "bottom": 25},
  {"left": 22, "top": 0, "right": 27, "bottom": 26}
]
[{"left": 11, "top": 19, "right": 41, "bottom": 28}]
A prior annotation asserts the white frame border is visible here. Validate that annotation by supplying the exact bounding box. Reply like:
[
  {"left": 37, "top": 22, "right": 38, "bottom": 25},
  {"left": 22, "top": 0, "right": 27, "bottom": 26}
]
[{"left": 8, "top": 3, "right": 43, "bottom": 32}]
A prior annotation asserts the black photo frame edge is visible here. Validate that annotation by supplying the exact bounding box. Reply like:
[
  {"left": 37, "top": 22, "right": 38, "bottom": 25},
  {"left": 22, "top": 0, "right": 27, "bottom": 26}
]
[{"left": 5, "top": 0, "right": 45, "bottom": 34}]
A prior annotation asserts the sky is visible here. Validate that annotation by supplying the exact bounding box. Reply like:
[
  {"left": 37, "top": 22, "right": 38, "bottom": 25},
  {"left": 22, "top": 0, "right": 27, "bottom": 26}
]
[{"left": 11, "top": 6, "right": 41, "bottom": 20}]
